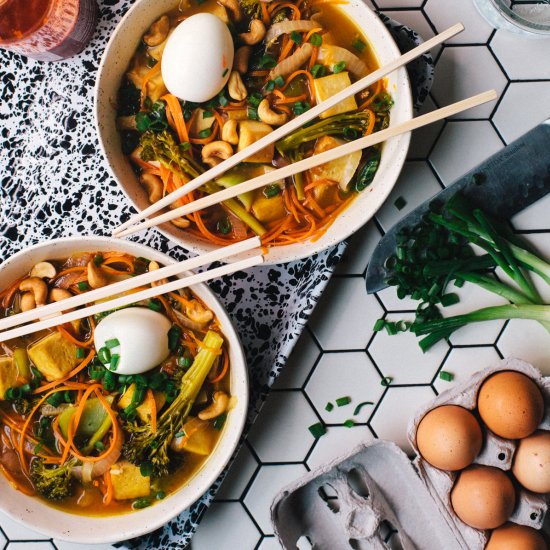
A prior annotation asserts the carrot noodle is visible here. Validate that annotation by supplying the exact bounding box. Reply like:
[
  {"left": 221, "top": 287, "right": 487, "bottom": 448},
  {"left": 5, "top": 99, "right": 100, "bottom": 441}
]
[
  {"left": 278, "top": 35, "right": 294, "bottom": 63},
  {"left": 304, "top": 178, "right": 340, "bottom": 192},
  {"left": 57, "top": 320, "right": 95, "bottom": 348},
  {"left": 209, "top": 349, "right": 230, "bottom": 383},
  {"left": 103, "top": 471, "right": 113, "bottom": 505},
  {"left": 281, "top": 69, "right": 316, "bottom": 103},
  {"left": 132, "top": 156, "right": 162, "bottom": 175},
  {"left": 162, "top": 94, "right": 191, "bottom": 147},
  {"left": 261, "top": 1, "right": 270, "bottom": 25},
  {"left": 33, "top": 349, "right": 96, "bottom": 394},
  {"left": 140, "top": 63, "right": 161, "bottom": 109},
  {"left": 304, "top": 27, "right": 323, "bottom": 42},
  {"left": 364, "top": 108, "right": 376, "bottom": 135}
]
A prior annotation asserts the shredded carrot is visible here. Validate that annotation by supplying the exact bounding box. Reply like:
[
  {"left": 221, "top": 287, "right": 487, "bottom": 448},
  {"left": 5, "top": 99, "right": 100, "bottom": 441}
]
[
  {"left": 140, "top": 63, "right": 161, "bottom": 109},
  {"left": 162, "top": 94, "right": 191, "bottom": 147},
  {"left": 364, "top": 108, "right": 376, "bottom": 136},
  {"left": 209, "top": 349, "right": 230, "bottom": 383},
  {"left": 33, "top": 349, "right": 95, "bottom": 394},
  {"left": 189, "top": 121, "right": 219, "bottom": 145},
  {"left": 274, "top": 92, "right": 308, "bottom": 105},
  {"left": 261, "top": 1, "right": 270, "bottom": 25},
  {"left": 281, "top": 70, "right": 316, "bottom": 103},
  {"left": 278, "top": 35, "right": 294, "bottom": 63},
  {"left": 132, "top": 156, "right": 162, "bottom": 175},
  {"left": 304, "top": 27, "right": 323, "bottom": 42},
  {"left": 103, "top": 471, "right": 113, "bottom": 505},
  {"left": 304, "top": 178, "right": 340, "bottom": 192},
  {"left": 57, "top": 320, "right": 95, "bottom": 348}
]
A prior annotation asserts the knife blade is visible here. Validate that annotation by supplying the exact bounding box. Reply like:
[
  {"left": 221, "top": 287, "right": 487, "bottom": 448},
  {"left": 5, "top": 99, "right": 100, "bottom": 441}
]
[{"left": 366, "top": 119, "right": 550, "bottom": 294}]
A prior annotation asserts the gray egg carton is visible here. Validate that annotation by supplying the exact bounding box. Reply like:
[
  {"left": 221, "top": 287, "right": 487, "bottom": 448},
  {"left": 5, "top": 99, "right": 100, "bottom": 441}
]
[{"left": 271, "top": 358, "right": 550, "bottom": 550}]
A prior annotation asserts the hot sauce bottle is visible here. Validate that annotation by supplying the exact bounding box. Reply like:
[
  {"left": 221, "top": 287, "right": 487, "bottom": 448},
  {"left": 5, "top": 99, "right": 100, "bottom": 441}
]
[{"left": 0, "top": 0, "right": 98, "bottom": 61}]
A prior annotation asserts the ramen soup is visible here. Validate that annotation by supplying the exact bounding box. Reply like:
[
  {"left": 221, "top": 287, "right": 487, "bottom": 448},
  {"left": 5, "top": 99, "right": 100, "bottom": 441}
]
[
  {"left": 0, "top": 252, "right": 232, "bottom": 515},
  {"left": 117, "top": 0, "right": 392, "bottom": 247}
]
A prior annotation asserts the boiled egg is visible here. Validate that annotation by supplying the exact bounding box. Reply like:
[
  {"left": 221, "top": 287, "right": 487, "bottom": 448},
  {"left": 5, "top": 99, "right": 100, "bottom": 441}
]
[
  {"left": 161, "top": 13, "right": 234, "bottom": 103},
  {"left": 450, "top": 465, "right": 516, "bottom": 530},
  {"left": 416, "top": 405, "right": 483, "bottom": 471},
  {"left": 512, "top": 430, "right": 550, "bottom": 494},
  {"left": 486, "top": 523, "right": 547, "bottom": 550},
  {"left": 477, "top": 371, "right": 544, "bottom": 439},
  {"left": 94, "top": 307, "right": 172, "bottom": 375}
]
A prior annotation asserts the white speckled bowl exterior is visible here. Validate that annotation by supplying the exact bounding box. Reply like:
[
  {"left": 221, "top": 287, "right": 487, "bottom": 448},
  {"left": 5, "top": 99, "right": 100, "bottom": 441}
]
[
  {"left": 95, "top": 0, "right": 412, "bottom": 265},
  {"left": 0, "top": 237, "right": 248, "bottom": 544}
]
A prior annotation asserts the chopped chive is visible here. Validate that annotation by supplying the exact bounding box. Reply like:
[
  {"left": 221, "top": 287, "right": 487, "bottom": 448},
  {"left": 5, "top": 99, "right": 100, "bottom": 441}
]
[
  {"left": 77, "top": 281, "right": 90, "bottom": 291},
  {"left": 248, "top": 91, "right": 263, "bottom": 107},
  {"left": 335, "top": 396, "right": 351, "bottom": 407},
  {"left": 274, "top": 75, "right": 285, "bottom": 87},
  {"left": 265, "top": 80, "right": 276, "bottom": 92},
  {"left": 353, "top": 401, "right": 374, "bottom": 416},
  {"left": 105, "top": 338, "right": 120, "bottom": 349},
  {"left": 384, "top": 322, "right": 397, "bottom": 336},
  {"left": 333, "top": 61, "right": 346, "bottom": 74},
  {"left": 454, "top": 278, "right": 465, "bottom": 288},
  {"left": 156, "top": 491, "right": 166, "bottom": 500},
  {"left": 310, "top": 63, "right": 325, "bottom": 78},
  {"left": 373, "top": 319, "right": 386, "bottom": 332},
  {"left": 218, "top": 93, "right": 229, "bottom": 107},
  {"left": 93, "top": 254, "right": 104, "bottom": 266},
  {"left": 325, "top": 402, "right": 334, "bottom": 412},
  {"left": 140, "top": 462, "right": 153, "bottom": 477},
  {"left": 343, "top": 419, "right": 355, "bottom": 428},
  {"left": 381, "top": 377, "right": 393, "bottom": 387},
  {"left": 76, "top": 347, "right": 86, "bottom": 359},
  {"left": 439, "top": 371, "right": 454, "bottom": 382},
  {"left": 198, "top": 128, "right": 212, "bottom": 139},
  {"left": 110, "top": 354, "right": 120, "bottom": 371},
  {"left": 259, "top": 54, "right": 277, "bottom": 69},
  {"left": 263, "top": 184, "right": 281, "bottom": 198},
  {"left": 352, "top": 38, "right": 366, "bottom": 52},
  {"left": 247, "top": 106, "right": 259, "bottom": 120},
  {"left": 290, "top": 30, "right": 302, "bottom": 44},
  {"left": 132, "top": 498, "right": 152, "bottom": 510},
  {"left": 308, "top": 422, "right": 326, "bottom": 439},
  {"left": 213, "top": 412, "right": 227, "bottom": 430},
  {"left": 148, "top": 298, "right": 163, "bottom": 312},
  {"left": 168, "top": 325, "right": 181, "bottom": 351},
  {"left": 309, "top": 33, "right": 322, "bottom": 46},
  {"left": 293, "top": 101, "right": 310, "bottom": 115},
  {"left": 98, "top": 346, "right": 111, "bottom": 365},
  {"left": 441, "top": 293, "right": 460, "bottom": 307},
  {"left": 202, "top": 110, "right": 213, "bottom": 118},
  {"left": 394, "top": 196, "right": 407, "bottom": 210}
]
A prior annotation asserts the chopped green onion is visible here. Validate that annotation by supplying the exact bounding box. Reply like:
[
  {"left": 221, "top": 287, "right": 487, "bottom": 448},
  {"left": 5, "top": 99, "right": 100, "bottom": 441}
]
[
  {"left": 343, "top": 127, "right": 359, "bottom": 140},
  {"left": 336, "top": 396, "right": 351, "bottom": 407},
  {"left": 274, "top": 75, "right": 285, "bottom": 87},
  {"left": 94, "top": 441, "right": 105, "bottom": 452},
  {"left": 248, "top": 91, "right": 263, "bottom": 107},
  {"left": 263, "top": 184, "right": 281, "bottom": 198},
  {"left": 259, "top": 54, "right": 277, "bottom": 69},
  {"left": 439, "top": 371, "right": 454, "bottom": 382},
  {"left": 309, "top": 33, "right": 322, "bottom": 46},
  {"left": 373, "top": 319, "right": 386, "bottom": 332},
  {"left": 132, "top": 498, "right": 152, "bottom": 509},
  {"left": 140, "top": 462, "right": 153, "bottom": 477},
  {"left": 333, "top": 61, "right": 346, "bottom": 74},
  {"left": 105, "top": 338, "right": 120, "bottom": 349},
  {"left": 293, "top": 101, "right": 310, "bottom": 115},
  {"left": 198, "top": 128, "right": 212, "bottom": 139},
  {"left": 343, "top": 419, "right": 355, "bottom": 428},
  {"left": 441, "top": 293, "right": 460, "bottom": 307},
  {"left": 156, "top": 491, "right": 166, "bottom": 500},
  {"left": 110, "top": 354, "right": 120, "bottom": 371},
  {"left": 381, "top": 377, "right": 393, "bottom": 387},
  {"left": 76, "top": 347, "right": 86, "bottom": 359},
  {"left": 213, "top": 412, "right": 227, "bottom": 430},
  {"left": 93, "top": 254, "right": 104, "bottom": 266},
  {"left": 77, "top": 281, "right": 90, "bottom": 291},
  {"left": 290, "top": 30, "right": 302, "bottom": 44},
  {"left": 217, "top": 217, "right": 232, "bottom": 235},
  {"left": 46, "top": 392, "right": 64, "bottom": 407},
  {"left": 181, "top": 141, "right": 191, "bottom": 151},
  {"left": 168, "top": 326, "right": 182, "bottom": 352},
  {"left": 202, "top": 110, "right": 213, "bottom": 119},
  {"left": 222, "top": 68, "right": 229, "bottom": 77},
  {"left": 177, "top": 356, "right": 192, "bottom": 369},
  {"left": 384, "top": 322, "right": 397, "bottom": 336},
  {"left": 308, "top": 422, "right": 326, "bottom": 439},
  {"left": 218, "top": 92, "right": 229, "bottom": 107},
  {"left": 352, "top": 38, "right": 366, "bottom": 52},
  {"left": 98, "top": 346, "right": 111, "bottom": 365},
  {"left": 247, "top": 106, "right": 259, "bottom": 120},
  {"left": 325, "top": 402, "right": 334, "bottom": 412},
  {"left": 353, "top": 401, "right": 374, "bottom": 416},
  {"left": 148, "top": 298, "right": 163, "bottom": 312},
  {"left": 265, "top": 80, "right": 276, "bottom": 92},
  {"left": 311, "top": 64, "right": 325, "bottom": 78},
  {"left": 394, "top": 196, "right": 407, "bottom": 210}
]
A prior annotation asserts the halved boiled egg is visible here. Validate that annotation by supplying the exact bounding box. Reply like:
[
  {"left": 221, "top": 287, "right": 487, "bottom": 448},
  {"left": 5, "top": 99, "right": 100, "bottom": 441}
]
[{"left": 94, "top": 307, "right": 172, "bottom": 375}]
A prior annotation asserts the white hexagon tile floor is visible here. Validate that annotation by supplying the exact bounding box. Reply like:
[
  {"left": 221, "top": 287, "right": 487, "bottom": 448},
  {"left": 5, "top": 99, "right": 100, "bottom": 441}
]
[{"left": 3, "top": 1, "right": 550, "bottom": 550}]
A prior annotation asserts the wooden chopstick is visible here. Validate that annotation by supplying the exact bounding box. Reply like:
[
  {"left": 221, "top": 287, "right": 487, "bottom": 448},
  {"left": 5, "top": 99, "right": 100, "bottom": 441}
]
[
  {"left": 115, "top": 90, "right": 498, "bottom": 238},
  {"left": 113, "top": 23, "right": 465, "bottom": 236},
  {"left": 0, "top": 253, "right": 264, "bottom": 344},
  {"left": 0, "top": 236, "right": 260, "bottom": 335}
]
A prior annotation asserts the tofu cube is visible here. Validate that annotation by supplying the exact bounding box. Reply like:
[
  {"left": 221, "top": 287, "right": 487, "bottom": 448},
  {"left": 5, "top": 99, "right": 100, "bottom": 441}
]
[
  {"left": 118, "top": 384, "right": 166, "bottom": 424},
  {"left": 238, "top": 120, "right": 274, "bottom": 163},
  {"left": 110, "top": 461, "right": 151, "bottom": 501},
  {"left": 189, "top": 108, "right": 216, "bottom": 138},
  {"left": 252, "top": 194, "right": 286, "bottom": 223},
  {"left": 313, "top": 72, "right": 358, "bottom": 119},
  {"left": 0, "top": 357, "right": 18, "bottom": 400},
  {"left": 28, "top": 332, "right": 80, "bottom": 382},
  {"left": 179, "top": 425, "right": 217, "bottom": 456}
]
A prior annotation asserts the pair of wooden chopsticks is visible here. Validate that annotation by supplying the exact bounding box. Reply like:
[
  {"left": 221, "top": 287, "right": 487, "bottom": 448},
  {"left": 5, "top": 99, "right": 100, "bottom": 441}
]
[
  {"left": 113, "top": 23, "right": 489, "bottom": 239},
  {"left": 0, "top": 237, "right": 263, "bottom": 343}
]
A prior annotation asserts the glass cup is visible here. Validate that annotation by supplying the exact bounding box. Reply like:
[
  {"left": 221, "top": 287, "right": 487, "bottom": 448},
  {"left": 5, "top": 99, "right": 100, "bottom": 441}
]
[{"left": 0, "top": 0, "right": 98, "bottom": 61}]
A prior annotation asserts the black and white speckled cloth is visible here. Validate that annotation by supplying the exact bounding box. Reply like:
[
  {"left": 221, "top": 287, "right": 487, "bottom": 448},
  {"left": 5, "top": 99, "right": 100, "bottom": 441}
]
[{"left": 0, "top": 2, "right": 431, "bottom": 547}]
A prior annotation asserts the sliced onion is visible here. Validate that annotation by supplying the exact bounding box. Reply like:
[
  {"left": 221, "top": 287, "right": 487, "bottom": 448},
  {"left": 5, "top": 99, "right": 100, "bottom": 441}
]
[
  {"left": 269, "top": 43, "right": 313, "bottom": 80},
  {"left": 316, "top": 45, "right": 368, "bottom": 79},
  {"left": 266, "top": 20, "right": 320, "bottom": 43}
]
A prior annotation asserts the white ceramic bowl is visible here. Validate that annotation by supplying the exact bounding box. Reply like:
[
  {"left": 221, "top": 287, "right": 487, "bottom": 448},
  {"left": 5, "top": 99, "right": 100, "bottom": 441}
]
[
  {"left": 95, "top": 0, "right": 412, "bottom": 264},
  {"left": 0, "top": 237, "right": 248, "bottom": 543}
]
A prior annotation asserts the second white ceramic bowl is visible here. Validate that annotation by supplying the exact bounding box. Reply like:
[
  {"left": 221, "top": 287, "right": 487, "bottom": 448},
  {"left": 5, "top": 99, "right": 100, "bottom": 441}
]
[
  {"left": 95, "top": 0, "right": 412, "bottom": 264},
  {"left": 0, "top": 237, "right": 248, "bottom": 543}
]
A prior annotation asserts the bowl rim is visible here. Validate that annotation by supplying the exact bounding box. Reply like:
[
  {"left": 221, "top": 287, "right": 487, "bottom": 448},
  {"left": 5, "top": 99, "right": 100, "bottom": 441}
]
[
  {"left": 94, "top": 0, "right": 413, "bottom": 265},
  {"left": 0, "top": 236, "right": 248, "bottom": 544}
]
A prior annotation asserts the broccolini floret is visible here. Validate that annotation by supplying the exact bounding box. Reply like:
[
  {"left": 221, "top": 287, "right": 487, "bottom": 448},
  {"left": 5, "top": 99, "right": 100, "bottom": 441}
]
[
  {"left": 30, "top": 457, "right": 78, "bottom": 501},
  {"left": 239, "top": 0, "right": 262, "bottom": 19}
]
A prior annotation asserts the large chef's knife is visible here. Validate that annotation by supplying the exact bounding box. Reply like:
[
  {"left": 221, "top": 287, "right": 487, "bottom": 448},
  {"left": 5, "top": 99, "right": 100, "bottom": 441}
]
[{"left": 366, "top": 120, "right": 550, "bottom": 294}]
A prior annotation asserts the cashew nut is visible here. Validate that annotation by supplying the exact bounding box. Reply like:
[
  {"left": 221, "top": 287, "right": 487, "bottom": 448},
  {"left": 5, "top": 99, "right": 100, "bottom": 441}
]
[
  {"left": 30, "top": 262, "right": 57, "bottom": 280},
  {"left": 20, "top": 293, "right": 36, "bottom": 312},
  {"left": 233, "top": 46, "right": 251, "bottom": 75},
  {"left": 239, "top": 19, "right": 266, "bottom": 45},
  {"left": 170, "top": 217, "right": 191, "bottom": 229},
  {"left": 140, "top": 173, "right": 163, "bottom": 204},
  {"left": 87, "top": 261, "right": 109, "bottom": 289},
  {"left": 19, "top": 278, "right": 48, "bottom": 307},
  {"left": 228, "top": 71, "right": 247, "bottom": 102},
  {"left": 201, "top": 141, "right": 234, "bottom": 167},
  {"left": 49, "top": 288, "right": 72, "bottom": 302},
  {"left": 186, "top": 300, "right": 214, "bottom": 325},
  {"left": 221, "top": 119, "right": 239, "bottom": 145},
  {"left": 218, "top": 0, "right": 243, "bottom": 22},
  {"left": 143, "top": 15, "right": 170, "bottom": 47},
  {"left": 198, "top": 391, "right": 230, "bottom": 420},
  {"left": 258, "top": 99, "right": 288, "bottom": 126},
  {"left": 148, "top": 260, "right": 168, "bottom": 287}
]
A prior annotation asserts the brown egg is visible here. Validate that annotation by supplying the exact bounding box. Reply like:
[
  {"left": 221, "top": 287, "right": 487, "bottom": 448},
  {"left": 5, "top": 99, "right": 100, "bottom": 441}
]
[
  {"left": 512, "top": 430, "right": 550, "bottom": 494},
  {"left": 451, "top": 465, "right": 515, "bottom": 530},
  {"left": 416, "top": 405, "right": 483, "bottom": 471},
  {"left": 486, "top": 522, "right": 547, "bottom": 550},
  {"left": 477, "top": 371, "right": 544, "bottom": 439}
]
